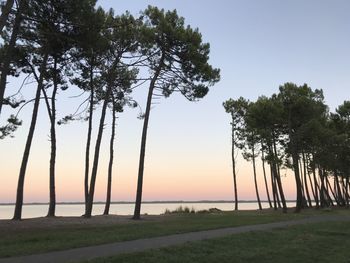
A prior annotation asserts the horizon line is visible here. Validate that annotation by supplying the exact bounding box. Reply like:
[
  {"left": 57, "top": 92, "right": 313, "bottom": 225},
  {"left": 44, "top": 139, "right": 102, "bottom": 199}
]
[{"left": 0, "top": 200, "right": 298, "bottom": 206}]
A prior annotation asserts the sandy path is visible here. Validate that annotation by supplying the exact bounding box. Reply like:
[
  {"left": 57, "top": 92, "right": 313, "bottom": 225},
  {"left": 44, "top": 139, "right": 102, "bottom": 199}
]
[{"left": 0, "top": 215, "right": 349, "bottom": 263}]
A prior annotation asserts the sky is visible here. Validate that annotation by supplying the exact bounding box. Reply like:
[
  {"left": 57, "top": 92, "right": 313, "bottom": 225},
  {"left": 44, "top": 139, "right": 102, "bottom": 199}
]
[{"left": 0, "top": 0, "right": 349, "bottom": 203}]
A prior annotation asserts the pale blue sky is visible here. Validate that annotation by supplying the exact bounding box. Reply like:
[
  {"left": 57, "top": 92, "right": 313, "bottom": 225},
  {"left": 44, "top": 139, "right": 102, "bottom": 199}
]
[
  {"left": 99, "top": 0, "right": 350, "bottom": 108},
  {"left": 0, "top": 1, "right": 349, "bottom": 203}
]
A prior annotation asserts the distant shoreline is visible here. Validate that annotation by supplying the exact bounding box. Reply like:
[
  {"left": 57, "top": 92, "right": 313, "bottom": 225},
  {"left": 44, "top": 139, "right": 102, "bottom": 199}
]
[{"left": 0, "top": 200, "right": 297, "bottom": 206}]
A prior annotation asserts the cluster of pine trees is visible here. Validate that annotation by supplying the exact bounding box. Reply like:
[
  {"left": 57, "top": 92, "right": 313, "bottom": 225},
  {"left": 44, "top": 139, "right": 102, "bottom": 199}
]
[
  {"left": 0, "top": 0, "right": 220, "bottom": 220},
  {"left": 224, "top": 83, "right": 350, "bottom": 212}
]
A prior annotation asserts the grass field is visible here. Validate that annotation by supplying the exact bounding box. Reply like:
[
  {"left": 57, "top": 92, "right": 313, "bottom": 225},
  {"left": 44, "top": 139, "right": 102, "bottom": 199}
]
[
  {"left": 0, "top": 208, "right": 348, "bottom": 258},
  {"left": 85, "top": 220, "right": 350, "bottom": 263}
]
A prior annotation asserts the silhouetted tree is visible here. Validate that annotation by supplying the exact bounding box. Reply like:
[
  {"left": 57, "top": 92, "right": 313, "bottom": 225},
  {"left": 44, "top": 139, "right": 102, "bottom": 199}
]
[
  {"left": 103, "top": 91, "right": 137, "bottom": 215},
  {"left": 133, "top": 6, "right": 220, "bottom": 219},
  {"left": 278, "top": 83, "right": 327, "bottom": 212},
  {"left": 85, "top": 12, "right": 139, "bottom": 218},
  {"left": 223, "top": 97, "right": 248, "bottom": 210},
  {"left": 103, "top": 94, "right": 116, "bottom": 216},
  {"left": 0, "top": 0, "right": 27, "bottom": 116},
  {"left": 0, "top": 0, "right": 14, "bottom": 32},
  {"left": 67, "top": 6, "right": 108, "bottom": 210},
  {"left": 13, "top": 0, "right": 97, "bottom": 220}
]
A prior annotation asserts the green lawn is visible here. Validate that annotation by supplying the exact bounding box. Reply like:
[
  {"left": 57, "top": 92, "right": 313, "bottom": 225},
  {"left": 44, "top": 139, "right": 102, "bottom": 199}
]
[
  {"left": 0, "top": 208, "right": 348, "bottom": 258},
  {"left": 86, "top": 220, "right": 350, "bottom": 263}
]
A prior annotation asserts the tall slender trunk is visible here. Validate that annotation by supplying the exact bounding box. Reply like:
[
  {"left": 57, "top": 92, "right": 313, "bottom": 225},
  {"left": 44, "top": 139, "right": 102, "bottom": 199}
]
[
  {"left": 261, "top": 146, "right": 272, "bottom": 208},
  {"left": 341, "top": 177, "right": 349, "bottom": 208},
  {"left": 267, "top": 143, "right": 278, "bottom": 210},
  {"left": 275, "top": 163, "right": 282, "bottom": 209},
  {"left": 231, "top": 115, "right": 238, "bottom": 210},
  {"left": 269, "top": 163, "right": 277, "bottom": 210},
  {"left": 302, "top": 152, "right": 312, "bottom": 207},
  {"left": 287, "top": 109, "right": 303, "bottom": 212},
  {"left": 345, "top": 177, "right": 349, "bottom": 208},
  {"left": 319, "top": 168, "right": 327, "bottom": 207},
  {"left": 272, "top": 134, "right": 287, "bottom": 212},
  {"left": 133, "top": 52, "right": 165, "bottom": 220},
  {"left": 299, "top": 157, "right": 307, "bottom": 207},
  {"left": 0, "top": 0, "right": 14, "bottom": 32},
  {"left": 0, "top": 0, "right": 25, "bottom": 115},
  {"left": 85, "top": 85, "right": 112, "bottom": 218},
  {"left": 13, "top": 54, "right": 48, "bottom": 220},
  {"left": 334, "top": 173, "right": 345, "bottom": 206},
  {"left": 312, "top": 159, "right": 320, "bottom": 208},
  {"left": 103, "top": 98, "right": 116, "bottom": 215},
  {"left": 325, "top": 175, "right": 336, "bottom": 206},
  {"left": 47, "top": 58, "right": 58, "bottom": 217},
  {"left": 307, "top": 170, "right": 316, "bottom": 204},
  {"left": 84, "top": 63, "right": 94, "bottom": 211},
  {"left": 252, "top": 146, "right": 262, "bottom": 210},
  {"left": 333, "top": 176, "right": 337, "bottom": 201},
  {"left": 305, "top": 154, "right": 316, "bottom": 205},
  {"left": 292, "top": 149, "right": 303, "bottom": 211}
]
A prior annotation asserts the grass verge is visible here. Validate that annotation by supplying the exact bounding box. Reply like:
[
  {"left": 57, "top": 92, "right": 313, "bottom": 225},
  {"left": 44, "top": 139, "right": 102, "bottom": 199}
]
[
  {"left": 85, "top": 220, "right": 350, "bottom": 263},
  {"left": 0, "top": 208, "right": 348, "bottom": 258}
]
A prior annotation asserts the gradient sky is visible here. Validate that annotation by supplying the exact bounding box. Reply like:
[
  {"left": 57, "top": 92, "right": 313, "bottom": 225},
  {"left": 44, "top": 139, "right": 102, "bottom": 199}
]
[{"left": 0, "top": 0, "right": 349, "bottom": 203}]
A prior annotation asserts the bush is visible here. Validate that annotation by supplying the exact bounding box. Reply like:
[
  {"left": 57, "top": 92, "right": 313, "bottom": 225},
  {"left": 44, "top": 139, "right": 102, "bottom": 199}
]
[
  {"left": 163, "top": 206, "right": 196, "bottom": 214},
  {"left": 163, "top": 206, "right": 222, "bottom": 214}
]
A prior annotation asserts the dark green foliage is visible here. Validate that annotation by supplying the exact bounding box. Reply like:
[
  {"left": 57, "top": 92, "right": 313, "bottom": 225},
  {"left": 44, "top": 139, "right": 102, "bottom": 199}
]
[
  {"left": 224, "top": 83, "right": 350, "bottom": 212},
  {"left": 0, "top": 114, "right": 22, "bottom": 139},
  {"left": 133, "top": 6, "right": 220, "bottom": 219},
  {"left": 2, "top": 4, "right": 220, "bottom": 221},
  {"left": 140, "top": 6, "right": 220, "bottom": 100},
  {"left": 223, "top": 82, "right": 346, "bottom": 213}
]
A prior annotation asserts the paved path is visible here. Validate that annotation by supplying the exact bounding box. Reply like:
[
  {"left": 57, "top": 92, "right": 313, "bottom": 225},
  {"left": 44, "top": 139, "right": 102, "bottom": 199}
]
[{"left": 1, "top": 215, "right": 349, "bottom": 263}]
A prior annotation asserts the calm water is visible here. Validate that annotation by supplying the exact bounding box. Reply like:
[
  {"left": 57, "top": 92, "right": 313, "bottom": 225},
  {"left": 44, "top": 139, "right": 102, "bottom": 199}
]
[{"left": 0, "top": 202, "right": 296, "bottom": 219}]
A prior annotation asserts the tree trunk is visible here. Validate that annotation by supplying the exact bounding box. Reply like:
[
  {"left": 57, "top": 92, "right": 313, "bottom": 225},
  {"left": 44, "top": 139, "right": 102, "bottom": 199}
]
[
  {"left": 287, "top": 108, "right": 303, "bottom": 212},
  {"left": 231, "top": 114, "right": 238, "bottom": 210},
  {"left": 13, "top": 54, "right": 48, "bottom": 220},
  {"left": 319, "top": 168, "right": 327, "bottom": 207},
  {"left": 133, "top": 81, "right": 155, "bottom": 219},
  {"left": 0, "top": 0, "right": 25, "bottom": 115},
  {"left": 325, "top": 175, "right": 336, "bottom": 206},
  {"left": 302, "top": 153, "right": 312, "bottom": 207},
  {"left": 103, "top": 98, "right": 116, "bottom": 216},
  {"left": 345, "top": 177, "right": 349, "bottom": 208},
  {"left": 85, "top": 85, "right": 112, "bottom": 218},
  {"left": 270, "top": 164, "right": 277, "bottom": 210},
  {"left": 0, "top": 0, "right": 14, "bottom": 32},
  {"left": 275, "top": 164, "right": 282, "bottom": 209},
  {"left": 341, "top": 177, "right": 349, "bottom": 208},
  {"left": 261, "top": 147, "right": 272, "bottom": 208},
  {"left": 305, "top": 154, "right": 316, "bottom": 206},
  {"left": 292, "top": 150, "right": 303, "bottom": 212},
  {"left": 299, "top": 157, "right": 308, "bottom": 207},
  {"left": 271, "top": 135, "right": 287, "bottom": 213},
  {"left": 312, "top": 159, "right": 320, "bottom": 208},
  {"left": 252, "top": 146, "right": 262, "bottom": 210},
  {"left": 275, "top": 167, "right": 286, "bottom": 212},
  {"left": 84, "top": 63, "right": 94, "bottom": 212},
  {"left": 47, "top": 58, "right": 58, "bottom": 217},
  {"left": 334, "top": 173, "right": 345, "bottom": 206},
  {"left": 133, "top": 52, "right": 165, "bottom": 220}
]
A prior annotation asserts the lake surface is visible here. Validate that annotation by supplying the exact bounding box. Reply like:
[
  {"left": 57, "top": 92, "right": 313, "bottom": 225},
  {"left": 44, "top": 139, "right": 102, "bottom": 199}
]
[{"left": 0, "top": 201, "right": 297, "bottom": 219}]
